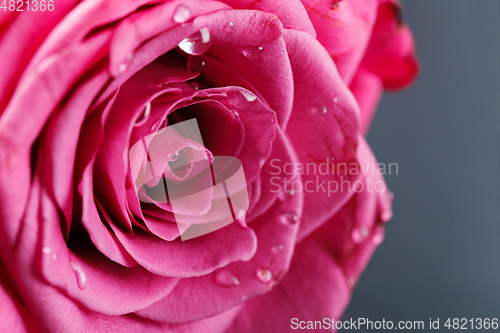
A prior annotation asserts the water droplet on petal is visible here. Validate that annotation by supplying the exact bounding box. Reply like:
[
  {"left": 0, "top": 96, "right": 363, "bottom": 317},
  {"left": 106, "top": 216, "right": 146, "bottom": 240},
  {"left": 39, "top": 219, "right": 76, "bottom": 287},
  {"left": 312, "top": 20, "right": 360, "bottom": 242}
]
[
  {"left": 333, "top": 95, "right": 341, "bottom": 103},
  {"left": 381, "top": 209, "right": 393, "bottom": 222},
  {"left": 118, "top": 53, "right": 133, "bottom": 73},
  {"left": 360, "top": 225, "right": 369, "bottom": 239},
  {"left": 70, "top": 262, "right": 87, "bottom": 290},
  {"left": 347, "top": 277, "right": 356, "bottom": 289},
  {"left": 151, "top": 117, "right": 167, "bottom": 133},
  {"left": 118, "top": 63, "right": 127, "bottom": 73},
  {"left": 284, "top": 212, "right": 299, "bottom": 225},
  {"left": 319, "top": 106, "right": 327, "bottom": 114},
  {"left": 178, "top": 28, "right": 211, "bottom": 56},
  {"left": 351, "top": 227, "right": 363, "bottom": 244},
  {"left": 242, "top": 46, "right": 263, "bottom": 58},
  {"left": 214, "top": 270, "right": 240, "bottom": 287},
  {"left": 42, "top": 247, "right": 51, "bottom": 254},
  {"left": 135, "top": 102, "right": 151, "bottom": 126},
  {"left": 229, "top": 110, "right": 239, "bottom": 119},
  {"left": 170, "top": 152, "right": 180, "bottom": 161},
  {"left": 256, "top": 268, "right": 272, "bottom": 283},
  {"left": 223, "top": 22, "right": 235, "bottom": 32},
  {"left": 278, "top": 188, "right": 295, "bottom": 201},
  {"left": 190, "top": 81, "right": 200, "bottom": 90},
  {"left": 187, "top": 57, "right": 206, "bottom": 73},
  {"left": 240, "top": 90, "right": 257, "bottom": 102},
  {"left": 173, "top": 4, "right": 191, "bottom": 23},
  {"left": 271, "top": 244, "right": 284, "bottom": 254},
  {"left": 372, "top": 227, "right": 385, "bottom": 245},
  {"left": 51, "top": 253, "right": 57, "bottom": 260}
]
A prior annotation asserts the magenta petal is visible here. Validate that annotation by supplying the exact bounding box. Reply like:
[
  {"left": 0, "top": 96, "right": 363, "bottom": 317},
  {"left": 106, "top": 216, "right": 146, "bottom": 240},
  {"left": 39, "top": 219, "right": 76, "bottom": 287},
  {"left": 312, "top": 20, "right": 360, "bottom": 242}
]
[
  {"left": 194, "top": 9, "right": 294, "bottom": 128},
  {"left": 135, "top": 128, "right": 303, "bottom": 323},
  {"left": 300, "top": 0, "right": 379, "bottom": 84},
  {"left": 349, "top": 67, "right": 384, "bottom": 134},
  {"left": 360, "top": 0, "right": 419, "bottom": 90},
  {"left": 226, "top": 236, "right": 350, "bottom": 333},
  {"left": 0, "top": 33, "right": 110, "bottom": 262},
  {"left": 246, "top": 127, "right": 299, "bottom": 222},
  {"left": 109, "top": 0, "right": 230, "bottom": 76},
  {"left": 13, "top": 170, "right": 180, "bottom": 317},
  {"left": 65, "top": 246, "right": 180, "bottom": 316},
  {"left": 111, "top": 221, "right": 257, "bottom": 278},
  {"left": 221, "top": 0, "right": 316, "bottom": 36},
  {"left": 40, "top": 64, "right": 110, "bottom": 237},
  {"left": 314, "top": 137, "right": 393, "bottom": 285},
  {"left": 0, "top": 0, "right": 79, "bottom": 112},
  {"left": 0, "top": 264, "right": 41, "bottom": 333},
  {"left": 283, "top": 28, "right": 361, "bottom": 241}
]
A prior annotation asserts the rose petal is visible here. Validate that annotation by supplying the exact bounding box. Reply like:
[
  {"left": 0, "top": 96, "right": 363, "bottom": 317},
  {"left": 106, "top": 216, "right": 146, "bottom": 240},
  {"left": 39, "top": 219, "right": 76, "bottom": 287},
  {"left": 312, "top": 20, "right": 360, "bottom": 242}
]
[
  {"left": 226, "top": 236, "right": 350, "bottom": 333},
  {"left": 360, "top": 0, "right": 419, "bottom": 90},
  {"left": 0, "top": 32, "right": 110, "bottom": 258},
  {"left": 134, "top": 127, "right": 303, "bottom": 324},
  {"left": 222, "top": 0, "right": 316, "bottom": 37},
  {"left": 314, "top": 137, "right": 393, "bottom": 282},
  {"left": 0, "top": 263, "right": 40, "bottom": 333},
  {"left": 300, "top": 0, "right": 379, "bottom": 85},
  {"left": 0, "top": 0, "right": 79, "bottom": 112},
  {"left": 110, "top": 221, "right": 257, "bottom": 278},
  {"left": 283, "top": 28, "right": 361, "bottom": 241},
  {"left": 349, "top": 67, "right": 384, "bottom": 134}
]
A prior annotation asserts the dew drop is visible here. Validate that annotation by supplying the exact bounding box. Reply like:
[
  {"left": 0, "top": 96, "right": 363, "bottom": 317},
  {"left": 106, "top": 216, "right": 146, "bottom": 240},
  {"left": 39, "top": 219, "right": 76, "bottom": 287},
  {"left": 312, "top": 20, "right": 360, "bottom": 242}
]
[
  {"left": 347, "top": 277, "right": 356, "bottom": 289},
  {"left": 42, "top": 247, "right": 51, "bottom": 254},
  {"left": 372, "top": 227, "right": 385, "bottom": 245},
  {"left": 190, "top": 81, "right": 200, "bottom": 90},
  {"left": 170, "top": 152, "right": 180, "bottom": 162},
  {"left": 278, "top": 188, "right": 295, "bottom": 201},
  {"left": 271, "top": 244, "right": 284, "bottom": 254},
  {"left": 360, "top": 225, "right": 369, "bottom": 239},
  {"left": 284, "top": 212, "right": 299, "bottom": 225},
  {"left": 151, "top": 117, "right": 167, "bottom": 133},
  {"left": 118, "top": 53, "right": 133, "bottom": 73},
  {"left": 135, "top": 102, "right": 151, "bottom": 126},
  {"left": 240, "top": 90, "right": 257, "bottom": 102},
  {"left": 333, "top": 95, "right": 341, "bottom": 103},
  {"left": 223, "top": 22, "right": 235, "bottom": 32},
  {"left": 351, "top": 228, "right": 363, "bottom": 244},
  {"left": 242, "top": 46, "right": 262, "bottom": 58},
  {"left": 255, "top": 268, "right": 272, "bottom": 283},
  {"left": 214, "top": 270, "right": 240, "bottom": 287},
  {"left": 118, "top": 63, "right": 127, "bottom": 73},
  {"left": 51, "top": 253, "right": 57, "bottom": 260},
  {"left": 381, "top": 209, "right": 393, "bottom": 222},
  {"left": 178, "top": 28, "right": 211, "bottom": 56},
  {"left": 319, "top": 106, "right": 327, "bottom": 114},
  {"left": 173, "top": 4, "right": 191, "bottom": 23},
  {"left": 70, "top": 262, "right": 87, "bottom": 290},
  {"left": 187, "top": 57, "right": 206, "bottom": 73},
  {"left": 229, "top": 110, "right": 239, "bottom": 119}
]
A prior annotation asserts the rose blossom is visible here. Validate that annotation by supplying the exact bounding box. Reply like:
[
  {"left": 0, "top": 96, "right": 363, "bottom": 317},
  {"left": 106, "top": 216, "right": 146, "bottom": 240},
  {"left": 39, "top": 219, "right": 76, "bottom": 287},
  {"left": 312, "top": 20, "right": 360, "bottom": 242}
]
[{"left": 0, "top": 0, "right": 417, "bottom": 332}]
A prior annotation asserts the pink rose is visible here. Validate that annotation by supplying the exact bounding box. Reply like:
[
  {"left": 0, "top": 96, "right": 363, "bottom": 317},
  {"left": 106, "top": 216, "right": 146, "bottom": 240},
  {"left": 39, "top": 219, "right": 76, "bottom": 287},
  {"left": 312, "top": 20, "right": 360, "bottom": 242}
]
[{"left": 0, "top": 0, "right": 417, "bottom": 332}]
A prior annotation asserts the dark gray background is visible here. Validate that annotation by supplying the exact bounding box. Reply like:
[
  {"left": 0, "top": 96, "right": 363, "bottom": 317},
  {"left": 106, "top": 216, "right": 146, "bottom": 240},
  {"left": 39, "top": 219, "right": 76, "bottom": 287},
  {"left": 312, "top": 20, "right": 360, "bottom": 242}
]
[{"left": 342, "top": 0, "right": 500, "bottom": 330}]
